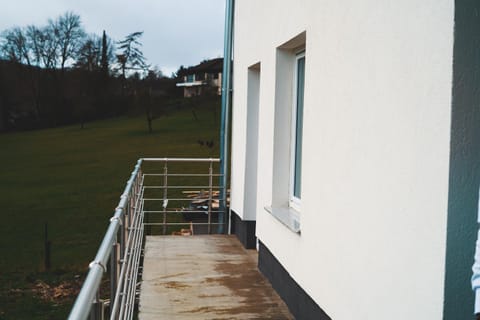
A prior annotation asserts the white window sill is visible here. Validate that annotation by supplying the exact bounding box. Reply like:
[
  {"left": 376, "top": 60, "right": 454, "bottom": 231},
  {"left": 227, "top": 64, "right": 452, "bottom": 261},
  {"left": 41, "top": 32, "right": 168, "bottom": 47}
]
[{"left": 264, "top": 206, "right": 301, "bottom": 234}]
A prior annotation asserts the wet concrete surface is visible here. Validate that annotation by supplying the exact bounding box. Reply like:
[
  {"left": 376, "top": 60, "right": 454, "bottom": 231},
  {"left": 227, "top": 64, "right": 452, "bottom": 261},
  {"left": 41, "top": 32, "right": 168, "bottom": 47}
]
[{"left": 139, "top": 235, "right": 293, "bottom": 320}]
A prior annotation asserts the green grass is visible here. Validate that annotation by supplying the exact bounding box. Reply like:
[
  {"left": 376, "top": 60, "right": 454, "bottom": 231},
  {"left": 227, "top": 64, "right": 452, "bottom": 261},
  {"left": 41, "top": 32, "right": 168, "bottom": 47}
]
[{"left": 0, "top": 105, "right": 220, "bottom": 319}]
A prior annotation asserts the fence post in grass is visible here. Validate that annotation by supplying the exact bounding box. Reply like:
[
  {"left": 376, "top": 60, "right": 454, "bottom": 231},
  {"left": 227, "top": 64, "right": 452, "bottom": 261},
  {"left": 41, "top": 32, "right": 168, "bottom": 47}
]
[{"left": 44, "top": 222, "right": 51, "bottom": 271}]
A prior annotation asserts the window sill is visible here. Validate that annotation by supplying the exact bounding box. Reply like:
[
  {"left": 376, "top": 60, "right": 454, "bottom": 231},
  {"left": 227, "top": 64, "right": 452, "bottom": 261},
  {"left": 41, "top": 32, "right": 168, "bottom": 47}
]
[{"left": 264, "top": 206, "right": 301, "bottom": 234}]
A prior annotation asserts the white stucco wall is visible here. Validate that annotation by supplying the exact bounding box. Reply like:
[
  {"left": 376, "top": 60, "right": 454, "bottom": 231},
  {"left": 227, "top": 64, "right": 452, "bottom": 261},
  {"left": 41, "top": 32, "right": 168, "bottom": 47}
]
[{"left": 230, "top": 1, "right": 454, "bottom": 319}]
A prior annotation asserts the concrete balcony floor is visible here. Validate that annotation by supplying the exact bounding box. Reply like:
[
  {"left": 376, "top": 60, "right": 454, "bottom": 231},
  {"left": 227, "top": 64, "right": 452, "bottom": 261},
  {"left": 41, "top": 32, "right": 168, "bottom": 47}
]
[{"left": 139, "top": 235, "right": 293, "bottom": 320}]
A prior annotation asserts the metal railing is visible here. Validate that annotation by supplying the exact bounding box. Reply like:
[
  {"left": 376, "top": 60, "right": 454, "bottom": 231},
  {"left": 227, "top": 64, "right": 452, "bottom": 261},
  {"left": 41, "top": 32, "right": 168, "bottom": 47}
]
[{"left": 68, "top": 158, "right": 225, "bottom": 320}]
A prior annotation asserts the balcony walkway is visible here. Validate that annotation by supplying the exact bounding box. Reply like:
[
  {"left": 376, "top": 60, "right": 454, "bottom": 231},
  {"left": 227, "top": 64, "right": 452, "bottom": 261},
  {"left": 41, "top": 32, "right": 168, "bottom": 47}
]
[{"left": 139, "top": 235, "right": 293, "bottom": 320}]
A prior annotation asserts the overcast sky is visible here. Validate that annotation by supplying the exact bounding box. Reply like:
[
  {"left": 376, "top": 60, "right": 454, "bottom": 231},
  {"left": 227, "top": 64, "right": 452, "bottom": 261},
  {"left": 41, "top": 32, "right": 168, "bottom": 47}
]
[{"left": 0, "top": 0, "right": 226, "bottom": 76}]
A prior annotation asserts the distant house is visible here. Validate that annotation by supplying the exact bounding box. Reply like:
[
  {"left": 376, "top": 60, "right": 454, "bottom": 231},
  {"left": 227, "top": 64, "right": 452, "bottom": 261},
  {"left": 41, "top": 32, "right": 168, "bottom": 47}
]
[{"left": 176, "top": 58, "right": 223, "bottom": 97}]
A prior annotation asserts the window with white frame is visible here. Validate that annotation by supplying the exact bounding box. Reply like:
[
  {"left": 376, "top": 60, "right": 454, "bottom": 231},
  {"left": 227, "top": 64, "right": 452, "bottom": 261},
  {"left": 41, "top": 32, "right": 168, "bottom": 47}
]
[
  {"left": 267, "top": 31, "right": 306, "bottom": 234},
  {"left": 290, "top": 51, "right": 305, "bottom": 209}
]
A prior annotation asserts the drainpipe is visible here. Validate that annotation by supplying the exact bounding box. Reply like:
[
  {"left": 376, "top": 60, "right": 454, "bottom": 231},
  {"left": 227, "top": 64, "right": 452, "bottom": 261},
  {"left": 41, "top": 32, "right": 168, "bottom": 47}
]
[{"left": 219, "top": 0, "right": 234, "bottom": 234}]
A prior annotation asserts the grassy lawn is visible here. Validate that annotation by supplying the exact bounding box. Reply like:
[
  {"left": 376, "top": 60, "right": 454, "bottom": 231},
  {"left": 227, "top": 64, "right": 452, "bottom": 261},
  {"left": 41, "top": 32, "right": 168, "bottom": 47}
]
[{"left": 0, "top": 104, "right": 220, "bottom": 319}]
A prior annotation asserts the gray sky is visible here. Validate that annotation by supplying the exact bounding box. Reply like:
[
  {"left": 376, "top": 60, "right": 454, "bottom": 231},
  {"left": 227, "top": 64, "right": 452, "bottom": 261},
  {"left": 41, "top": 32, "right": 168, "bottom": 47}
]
[{"left": 0, "top": 0, "right": 225, "bottom": 76}]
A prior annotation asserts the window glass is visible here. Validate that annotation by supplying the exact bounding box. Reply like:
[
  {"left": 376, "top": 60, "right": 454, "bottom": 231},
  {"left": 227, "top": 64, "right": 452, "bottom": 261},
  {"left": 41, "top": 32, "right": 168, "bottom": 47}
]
[{"left": 293, "top": 55, "right": 305, "bottom": 200}]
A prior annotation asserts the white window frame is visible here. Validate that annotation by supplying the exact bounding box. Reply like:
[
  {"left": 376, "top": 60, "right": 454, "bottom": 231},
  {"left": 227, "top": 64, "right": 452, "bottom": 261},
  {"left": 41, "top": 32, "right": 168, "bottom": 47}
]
[{"left": 289, "top": 51, "right": 305, "bottom": 211}]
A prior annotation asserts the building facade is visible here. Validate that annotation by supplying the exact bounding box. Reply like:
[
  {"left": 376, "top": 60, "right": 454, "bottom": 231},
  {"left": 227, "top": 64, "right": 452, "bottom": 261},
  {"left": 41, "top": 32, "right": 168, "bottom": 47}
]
[{"left": 229, "top": 1, "right": 480, "bottom": 319}]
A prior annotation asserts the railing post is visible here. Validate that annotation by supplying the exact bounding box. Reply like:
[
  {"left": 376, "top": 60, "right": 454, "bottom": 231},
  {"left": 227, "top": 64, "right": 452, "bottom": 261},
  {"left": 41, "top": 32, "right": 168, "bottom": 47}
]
[
  {"left": 110, "top": 240, "right": 118, "bottom": 318},
  {"left": 125, "top": 199, "right": 130, "bottom": 258},
  {"left": 162, "top": 161, "right": 168, "bottom": 235},
  {"left": 120, "top": 214, "right": 126, "bottom": 258},
  {"left": 208, "top": 161, "right": 213, "bottom": 234},
  {"left": 89, "top": 292, "right": 104, "bottom": 320}
]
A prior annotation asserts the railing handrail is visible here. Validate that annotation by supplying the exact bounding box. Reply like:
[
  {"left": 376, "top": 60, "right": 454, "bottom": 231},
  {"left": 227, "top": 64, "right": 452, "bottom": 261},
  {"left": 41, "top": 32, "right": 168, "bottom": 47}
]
[
  {"left": 68, "top": 159, "right": 143, "bottom": 320},
  {"left": 68, "top": 157, "right": 224, "bottom": 320}
]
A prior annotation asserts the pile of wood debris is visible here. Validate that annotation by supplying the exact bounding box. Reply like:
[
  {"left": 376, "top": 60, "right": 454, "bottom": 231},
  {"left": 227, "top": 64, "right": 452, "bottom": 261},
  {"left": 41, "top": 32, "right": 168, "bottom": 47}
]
[
  {"left": 31, "top": 279, "right": 82, "bottom": 303},
  {"left": 171, "top": 221, "right": 194, "bottom": 236},
  {"left": 182, "top": 189, "right": 230, "bottom": 209}
]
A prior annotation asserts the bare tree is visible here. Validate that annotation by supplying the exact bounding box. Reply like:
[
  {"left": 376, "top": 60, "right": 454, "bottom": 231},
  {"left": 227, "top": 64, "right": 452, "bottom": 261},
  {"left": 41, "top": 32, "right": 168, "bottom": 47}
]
[
  {"left": 26, "top": 25, "right": 44, "bottom": 66},
  {"left": 49, "top": 12, "right": 85, "bottom": 73},
  {"left": 76, "top": 34, "right": 101, "bottom": 71},
  {"left": 0, "top": 27, "right": 30, "bottom": 64},
  {"left": 0, "top": 27, "right": 44, "bottom": 117},
  {"left": 40, "top": 25, "right": 60, "bottom": 70},
  {"left": 25, "top": 25, "right": 58, "bottom": 70}
]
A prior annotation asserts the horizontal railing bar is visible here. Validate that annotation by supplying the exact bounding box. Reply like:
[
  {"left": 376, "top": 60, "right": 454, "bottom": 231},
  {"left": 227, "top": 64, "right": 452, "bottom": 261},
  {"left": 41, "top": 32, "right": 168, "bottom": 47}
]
[
  {"left": 143, "top": 198, "right": 220, "bottom": 201},
  {"left": 143, "top": 210, "right": 224, "bottom": 213},
  {"left": 143, "top": 186, "right": 221, "bottom": 189},
  {"left": 143, "top": 173, "right": 223, "bottom": 177},
  {"left": 142, "top": 157, "right": 220, "bottom": 162},
  {"left": 144, "top": 222, "right": 225, "bottom": 226}
]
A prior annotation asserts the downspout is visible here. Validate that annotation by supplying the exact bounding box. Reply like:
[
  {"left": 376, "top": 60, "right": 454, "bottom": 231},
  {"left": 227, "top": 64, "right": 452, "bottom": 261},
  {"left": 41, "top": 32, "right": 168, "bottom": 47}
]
[{"left": 219, "top": 0, "right": 234, "bottom": 234}]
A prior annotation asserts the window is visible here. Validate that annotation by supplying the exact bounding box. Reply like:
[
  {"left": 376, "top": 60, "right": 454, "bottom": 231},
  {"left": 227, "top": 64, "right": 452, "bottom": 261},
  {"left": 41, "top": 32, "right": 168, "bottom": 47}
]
[
  {"left": 290, "top": 52, "right": 305, "bottom": 209},
  {"left": 267, "top": 31, "right": 306, "bottom": 233},
  {"left": 186, "top": 74, "right": 194, "bottom": 82}
]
